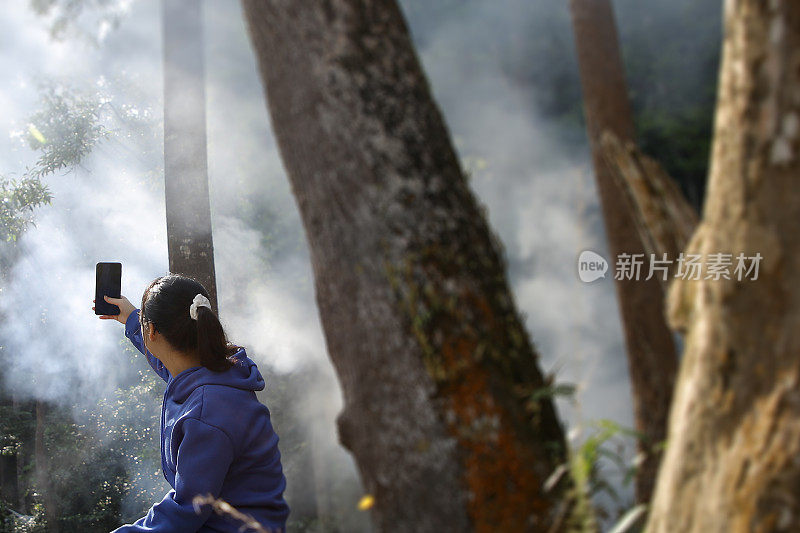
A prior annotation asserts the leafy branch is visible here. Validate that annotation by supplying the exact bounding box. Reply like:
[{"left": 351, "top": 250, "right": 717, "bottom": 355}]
[{"left": 0, "top": 177, "right": 53, "bottom": 242}]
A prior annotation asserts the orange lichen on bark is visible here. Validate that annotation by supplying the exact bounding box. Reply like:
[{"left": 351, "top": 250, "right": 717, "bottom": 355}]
[
  {"left": 439, "top": 334, "right": 550, "bottom": 532},
  {"left": 386, "top": 249, "right": 564, "bottom": 530}
]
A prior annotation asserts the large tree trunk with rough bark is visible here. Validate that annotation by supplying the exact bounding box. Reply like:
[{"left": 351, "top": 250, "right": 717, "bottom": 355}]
[
  {"left": 162, "top": 0, "right": 218, "bottom": 311},
  {"left": 569, "top": 0, "right": 678, "bottom": 503},
  {"left": 647, "top": 1, "right": 800, "bottom": 531},
  {"left": 241, "top": 1, "right": 570, "bottom": 531}
]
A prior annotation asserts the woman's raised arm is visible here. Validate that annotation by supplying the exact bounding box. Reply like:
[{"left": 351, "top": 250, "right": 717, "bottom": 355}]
[{"left": 94, "top": 295, "right": 171, "bottom": 382}]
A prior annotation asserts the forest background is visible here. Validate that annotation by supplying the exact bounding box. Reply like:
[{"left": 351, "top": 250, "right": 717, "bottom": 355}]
[{"left": 0, "top": 0, "right": 719, "bottom": 531}]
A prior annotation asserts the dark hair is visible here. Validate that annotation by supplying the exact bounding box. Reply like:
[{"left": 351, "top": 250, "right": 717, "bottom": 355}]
[{"left": 139, "top": 274, "right": 241, "bottom": 372}]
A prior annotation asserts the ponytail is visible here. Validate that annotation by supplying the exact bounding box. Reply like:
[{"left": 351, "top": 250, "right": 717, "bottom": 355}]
[
  {"left": 141, "top": 274, "right": 241, "bottom": 373},
  {"left": 195, "top": 305, "right": 237, "bottom": 372}
]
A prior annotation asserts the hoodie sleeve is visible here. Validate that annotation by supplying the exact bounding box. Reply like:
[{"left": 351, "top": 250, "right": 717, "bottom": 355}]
[
  {"left": 125, "top": 309, "right": 171, "bottom": 383},
  {"left": 112, "top": 418, "right": 235, "bottom": 533}
]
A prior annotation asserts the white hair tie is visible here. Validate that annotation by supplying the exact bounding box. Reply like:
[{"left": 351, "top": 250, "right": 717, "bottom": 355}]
[{"left": 189, "top": 293, "right": 212, "bottom": 320}]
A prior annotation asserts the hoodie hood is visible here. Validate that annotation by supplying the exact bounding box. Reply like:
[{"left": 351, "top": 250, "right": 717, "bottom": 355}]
[{"left": 169, "top": 348, "right": 266, "bottom": 403}]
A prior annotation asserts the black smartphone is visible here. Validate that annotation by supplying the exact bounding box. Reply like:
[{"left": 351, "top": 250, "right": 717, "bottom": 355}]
[{"left": 95, "top": 262, "right": 122, "bottom": 315}]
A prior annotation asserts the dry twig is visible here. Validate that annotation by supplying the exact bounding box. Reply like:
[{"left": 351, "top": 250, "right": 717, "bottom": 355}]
[{"left": 192, "top": 494, "right": 280, "bottom": 533}]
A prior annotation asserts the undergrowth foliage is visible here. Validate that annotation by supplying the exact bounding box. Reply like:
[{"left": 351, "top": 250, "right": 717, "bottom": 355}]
[{"left": 538, "top": 379, "right": 656, "bottom": 533}]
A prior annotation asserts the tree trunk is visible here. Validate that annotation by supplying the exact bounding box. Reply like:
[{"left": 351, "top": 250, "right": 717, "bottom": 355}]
[
  {"left": 35, "top": 401, "right": 57, "bottom": 532},
  {"left": 0, "top": 397, "right": 19, "bottom": 511},
  {"left": 599, "top": 131, "right": 699, "bottom": 287},
  {"left": 0, "top": 450, "right": 18, "bottom": 509},
  {"left": 162, "top": 0, "right": 218, "bottom": 311},
  {"left": 241, "top": 1, "right": 570, "bottom": 531},
  {"left": 647, "top": 1, "right": 800, "bottom": 530},
  {"left": 569, "top": 0, "right": 678, "bottom": 503}
]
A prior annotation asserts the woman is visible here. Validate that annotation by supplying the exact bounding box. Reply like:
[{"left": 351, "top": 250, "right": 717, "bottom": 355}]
[{"left": 94, "top": 274, "right": 290, "bottom": 532}]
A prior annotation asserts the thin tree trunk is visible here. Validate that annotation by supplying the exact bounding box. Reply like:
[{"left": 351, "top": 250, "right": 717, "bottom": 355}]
[
  {"left": 241, "top": 1, "right": 570, "bottom": 531},
  {"left": 647, "top": 1, "right": 800, "bottom": 530},
  {"left": 307, "top": 433, "right": 328, "bottom": 531},
  {"left": 35, "top": 401, "right": 57, "bottom": 532},
  {"left": 569, "top": 0, "right": 678, "bottom": 503},
  {"left": 162, "top": 0, "right": 218, "bottom": 311},
  {"left": 307, "top": 377, "right": 333, "bottom": 531},
  {"left": 0, "top": 396, "right": 19, "bottom": 511},
  {"left": 0, "top": 448, "right": 18, "bottom": 509}
]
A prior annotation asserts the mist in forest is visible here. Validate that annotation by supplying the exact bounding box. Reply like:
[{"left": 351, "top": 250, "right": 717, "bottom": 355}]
[
  {"left": 0, "top": 1, "right": 364, "bottom": 526},
  {"left": 0, "top": 0, "right": 720, "bottom": 529}
]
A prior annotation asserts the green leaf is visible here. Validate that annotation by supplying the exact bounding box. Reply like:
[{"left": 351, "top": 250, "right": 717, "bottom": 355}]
[{"left": 608, "top": 504, "right": 648, "bottom": 533}]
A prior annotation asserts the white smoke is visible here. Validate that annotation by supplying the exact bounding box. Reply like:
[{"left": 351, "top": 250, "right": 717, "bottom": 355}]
[{"left": 405, "top": 0, "right": 634, "bottom": 441}]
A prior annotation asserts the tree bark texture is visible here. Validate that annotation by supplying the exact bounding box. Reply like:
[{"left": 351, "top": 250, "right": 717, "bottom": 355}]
[
  {"left": 600, "top": 131, "right": 699, "bottom": 288},
  {"left": 648, "top": 1, "right": 800, "bottom": 531},
  {"left": 569, "top": 0, "right": 678, "bottom": 504},
  {"left": 241, "top": 1, "right": 569, "bottom": 531},
  {"left": 163, "top": 0, "right": 218, "bottom": 311}
]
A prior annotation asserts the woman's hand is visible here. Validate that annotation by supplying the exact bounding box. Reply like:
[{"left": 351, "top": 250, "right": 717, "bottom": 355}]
[{"left": 93, "top": 295, "right": 136, "bottom": 325}]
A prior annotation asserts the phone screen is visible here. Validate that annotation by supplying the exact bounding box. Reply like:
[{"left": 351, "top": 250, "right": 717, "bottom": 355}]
[{"left": 95, "top": 262, "right": 122, "bottom": 315}]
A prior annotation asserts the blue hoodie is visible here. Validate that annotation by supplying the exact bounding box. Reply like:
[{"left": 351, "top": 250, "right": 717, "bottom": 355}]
[{"left": 113, "top": 309, "right": 291, "bottom": 533}]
